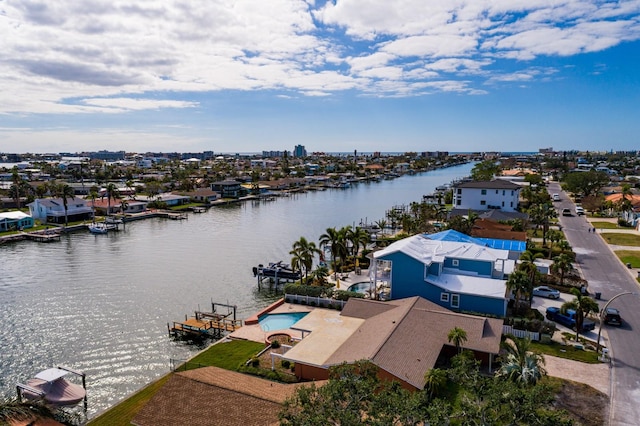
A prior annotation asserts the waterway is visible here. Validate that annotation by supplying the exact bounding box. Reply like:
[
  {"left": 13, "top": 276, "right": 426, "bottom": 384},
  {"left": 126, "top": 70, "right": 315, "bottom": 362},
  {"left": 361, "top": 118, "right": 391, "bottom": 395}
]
[{"left": 0, "top": 162, "right": 473, "bottom": 417}]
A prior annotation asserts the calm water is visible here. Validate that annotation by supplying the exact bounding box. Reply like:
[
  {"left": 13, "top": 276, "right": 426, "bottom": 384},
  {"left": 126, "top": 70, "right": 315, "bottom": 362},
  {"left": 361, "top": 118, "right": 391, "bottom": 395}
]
[{"left": 0, "top": 162, "right": 473, "bottom": 417}]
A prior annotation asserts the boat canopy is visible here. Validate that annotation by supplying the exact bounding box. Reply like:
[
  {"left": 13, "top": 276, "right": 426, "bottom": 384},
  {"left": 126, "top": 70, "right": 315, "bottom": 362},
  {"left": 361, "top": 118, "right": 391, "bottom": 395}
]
[{"left": 35, "top": 368, "right": 70, "bottom": 382}]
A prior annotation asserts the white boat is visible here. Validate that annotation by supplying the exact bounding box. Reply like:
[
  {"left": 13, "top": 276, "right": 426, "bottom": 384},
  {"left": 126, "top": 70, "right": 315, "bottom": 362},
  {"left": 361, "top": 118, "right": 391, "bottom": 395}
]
[
  {"left": 88, "top": 223, "right": 109, "bottom": 234},
  {"left": 105, "top": 216, "right": 124, "bottom": 224},
  {"left": 17, "top": 366, "right": 87, "bottom": 407}
]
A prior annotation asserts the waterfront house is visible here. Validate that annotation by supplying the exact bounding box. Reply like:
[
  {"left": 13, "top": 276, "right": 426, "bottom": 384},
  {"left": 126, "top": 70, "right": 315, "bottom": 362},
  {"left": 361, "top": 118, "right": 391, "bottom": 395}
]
[
  {"left": 28, "top": 197, "right": 93, "bottom": 224},
  {"left": 453, "top": 180, "right": 521, "bottom": 212},
  {"left": 211, "top": 180, "right": 244, "bottom": 198},
  {"left": 180, "top": 188, "right": 220, "bottom": 204},
  {"left": 282, "top": 296, "right": 503, "bottom": 390},
  {"left": 0, "top": 211, "right": 34, "bottom": 231},
  {"left": 93, "top": 198, "right": 148, "bottom": 215},
  {"left": 371, "top": 231, "right": 514, "bottom": 317}
]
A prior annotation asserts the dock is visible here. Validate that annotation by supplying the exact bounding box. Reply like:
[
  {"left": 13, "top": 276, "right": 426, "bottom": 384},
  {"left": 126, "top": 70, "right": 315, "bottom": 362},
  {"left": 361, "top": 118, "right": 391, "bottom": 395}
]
[{"left": 168, "top": 302, "right": 241, "bottom": 340}]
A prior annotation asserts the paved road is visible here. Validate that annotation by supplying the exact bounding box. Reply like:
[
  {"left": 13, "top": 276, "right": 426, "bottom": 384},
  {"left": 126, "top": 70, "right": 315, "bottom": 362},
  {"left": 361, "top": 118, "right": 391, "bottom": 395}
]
[{"left": 549, "top": 182, "right": 640, "bottom": 425}]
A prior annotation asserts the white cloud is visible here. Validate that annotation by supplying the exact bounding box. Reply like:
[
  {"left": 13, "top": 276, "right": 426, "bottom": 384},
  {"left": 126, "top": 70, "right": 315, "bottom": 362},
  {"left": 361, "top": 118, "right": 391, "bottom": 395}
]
[{"left": 0, "top": 0, "right": 639, "bottom": 115}]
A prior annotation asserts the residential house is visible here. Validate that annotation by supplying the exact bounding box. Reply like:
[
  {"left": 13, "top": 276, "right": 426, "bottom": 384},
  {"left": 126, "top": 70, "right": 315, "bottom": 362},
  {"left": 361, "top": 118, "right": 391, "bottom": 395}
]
[
  {"left": 28, "top": 197, "right": 93, "bottom": 224},
  {"left": 0, "top": 211, "right": 34, "bottom": 231},
  {"left": 180, "top": 188, "right": 220, "bottom": 204},
  {"left": 211, "top": 180, "right": 244, "bottom": 198},
  {"left": 453, "top": 180, "right": 521, "bottom": 212},
  {"left": 282, "top": 296, "right": 503, "bottom": 390},
  {"left": 372, "top": 231, "right": 515, "bottom": 317},
  {"left": 93, "top": 198, "right": 147, "bottom": 215}
]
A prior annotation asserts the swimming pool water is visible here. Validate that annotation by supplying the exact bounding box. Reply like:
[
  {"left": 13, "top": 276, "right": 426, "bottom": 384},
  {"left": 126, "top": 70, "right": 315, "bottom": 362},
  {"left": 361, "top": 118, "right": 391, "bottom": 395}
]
[
  {"left": 259, "top": 312, "right": 309, "bottom": 331},
  {"left": 347, "top": 281, "right": 373, "bottom": 294}
]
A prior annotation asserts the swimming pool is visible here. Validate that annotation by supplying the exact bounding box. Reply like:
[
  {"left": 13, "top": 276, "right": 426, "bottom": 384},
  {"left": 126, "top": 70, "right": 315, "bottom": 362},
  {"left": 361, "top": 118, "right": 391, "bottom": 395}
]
[
  {"left": 347, "top": 281, "right": 374, "bottom": 294},
  {"left": 259, "top": 312, "right": 309, "bottom": 332}
]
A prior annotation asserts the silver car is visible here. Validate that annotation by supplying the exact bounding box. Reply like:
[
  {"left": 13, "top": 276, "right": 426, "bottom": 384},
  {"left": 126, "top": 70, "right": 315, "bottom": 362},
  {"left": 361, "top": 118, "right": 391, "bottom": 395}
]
[{"left": 533, "top": 286, "right": 560, "bottom": 299}]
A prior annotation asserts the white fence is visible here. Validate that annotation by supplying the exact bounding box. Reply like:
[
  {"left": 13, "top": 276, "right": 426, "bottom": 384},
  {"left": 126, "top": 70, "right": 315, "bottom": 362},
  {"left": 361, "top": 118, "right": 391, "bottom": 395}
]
[
  {"left": 503, "top": 325, "right": 540, "bottom": 341},
  {"left": 285, "top": 293, "right": 347, "bottom": 309}
]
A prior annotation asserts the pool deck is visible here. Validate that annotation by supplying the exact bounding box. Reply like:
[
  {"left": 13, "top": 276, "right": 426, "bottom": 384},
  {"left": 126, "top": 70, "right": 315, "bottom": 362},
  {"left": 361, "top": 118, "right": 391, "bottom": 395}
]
[{"left": 230, "top": 302, "right": 316, "bottom": 343}]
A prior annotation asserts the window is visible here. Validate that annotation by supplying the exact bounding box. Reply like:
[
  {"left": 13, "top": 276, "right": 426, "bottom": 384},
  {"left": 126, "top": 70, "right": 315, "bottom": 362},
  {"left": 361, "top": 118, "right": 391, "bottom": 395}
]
[
  {"left": 481, "top": 189, "right": 486, "bottom": 195},
  {"left": 501, "top": 201, "right": 504, "bottom": 207},
  {"left": 451, "top": 294, "right": 460, "bottom": 308},
  {"left": 441, "top": 293, "right": 449, "bottom": 302},
  {"left": 510, "top": 202, "right": 513, "bottom": 207},
  {"left": 480, "top": 200, "right": 486, "bottom": 205},
  {"left": 496, "top": 190, "right": 498, "bottom": 194},
  {"left": 456, "top": 199, "right": 461, "bottom": 205},
  {"left": 503, "top": 190, "right": 505, "bottom": 195},
  {"left": 511, "top": 190, "right": 514, "bottom": 195},
  {"left": 452, "top": 259, "right": 459, "bottom": 267},
  {"left": 457, "top": 188, "right": 462, "bottom": 194}
]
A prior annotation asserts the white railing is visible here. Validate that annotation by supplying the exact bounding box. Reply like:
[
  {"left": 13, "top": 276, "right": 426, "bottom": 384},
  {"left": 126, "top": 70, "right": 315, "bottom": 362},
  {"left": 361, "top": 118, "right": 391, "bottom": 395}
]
[
  {"left": 284, "top": 294, "right": 347, "bottom": 309},
  {"left": 503, "top": 325, "right": 540, "bottom": 341}
]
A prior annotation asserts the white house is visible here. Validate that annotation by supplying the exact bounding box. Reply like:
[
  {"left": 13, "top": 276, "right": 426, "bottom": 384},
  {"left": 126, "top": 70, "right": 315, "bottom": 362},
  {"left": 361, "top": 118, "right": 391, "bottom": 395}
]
[
  {"left": 28, "top": 198, "right": 93, "bottom": 224},
  {"left": 453, "top": 180, "right": 521, "bottom": 213}
]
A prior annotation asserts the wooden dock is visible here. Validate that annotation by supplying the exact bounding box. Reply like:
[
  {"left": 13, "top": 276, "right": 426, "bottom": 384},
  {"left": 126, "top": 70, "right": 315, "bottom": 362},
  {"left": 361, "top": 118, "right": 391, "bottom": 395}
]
[{"left": 168, "top": 302, "right": 241, "bottom": 340}]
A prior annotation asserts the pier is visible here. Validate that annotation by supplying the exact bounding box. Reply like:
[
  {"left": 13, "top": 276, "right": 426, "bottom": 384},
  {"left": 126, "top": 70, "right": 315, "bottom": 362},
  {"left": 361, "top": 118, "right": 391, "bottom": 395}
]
[{"left": 168, "top": 302, "right": 241, "bottom": 340}]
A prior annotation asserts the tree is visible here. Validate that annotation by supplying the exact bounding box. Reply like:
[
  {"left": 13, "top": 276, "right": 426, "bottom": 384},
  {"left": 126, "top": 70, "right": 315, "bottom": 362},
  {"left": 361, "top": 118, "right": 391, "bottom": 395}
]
[
  {"left": 470, "top": 160, "right": 500, "bottom": 181},
  {"left": 104, "top": 183, "right": 120, "bottom": 217},
  {"left": 497, "top": 335, "right": 547, "bottom": 386},
  {"left": 518, "top": 251, "right": 543, "bottom": 305},
  {"left": 562, "top": 288, "right": 600, "bottom": 341},
  {"left": 347, "top": 226, "right": 369, "bottom": 259},
  {"left": 319, "top": 227, "right": 348, "bottom": 279},
  {"left": 424, "top": 368, "right": 448, "bottom": 399},
  {"left": 0, "top": 399, "right": 58, "bottom": 425},
  {"left": 56, "top": 183, "right": 75, "bottom": 226},
  {"left": 447, "top": 327, "right": 468, "bottom": 354},
  {"left": 551, "top": 253, "right": 574, "bottom": 286},
  {"left": 506, "top": 270, "right": 531, "bottom": 314},
  {"left": 289, "top": 237, "right": 321, "bottom": 284},
  {"left": 562, "top": 170, "right": 609, "bottom": 198}
]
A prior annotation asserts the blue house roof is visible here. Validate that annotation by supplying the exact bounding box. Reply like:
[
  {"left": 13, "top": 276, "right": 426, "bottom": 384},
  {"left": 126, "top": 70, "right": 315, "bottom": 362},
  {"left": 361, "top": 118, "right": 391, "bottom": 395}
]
[{"left": 425, "top": 229, "right": 526, "bottom": 252}]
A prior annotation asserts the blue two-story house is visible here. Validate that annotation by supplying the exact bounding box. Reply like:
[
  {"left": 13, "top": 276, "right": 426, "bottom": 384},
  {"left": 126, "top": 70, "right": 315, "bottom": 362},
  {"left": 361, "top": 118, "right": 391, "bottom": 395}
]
[{"left": 372, "top": 230, "right": 517, "bottom": 317}]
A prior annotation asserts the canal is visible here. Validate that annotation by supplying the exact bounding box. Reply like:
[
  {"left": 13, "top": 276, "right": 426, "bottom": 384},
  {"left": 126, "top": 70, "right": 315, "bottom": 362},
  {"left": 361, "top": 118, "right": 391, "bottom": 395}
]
[{"left": 0, "top": 162, "right": 473, "bottom": 417}]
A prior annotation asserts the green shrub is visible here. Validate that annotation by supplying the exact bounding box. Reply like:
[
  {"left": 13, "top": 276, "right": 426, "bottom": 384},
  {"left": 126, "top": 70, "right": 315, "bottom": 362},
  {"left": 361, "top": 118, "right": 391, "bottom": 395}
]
[
  {"left": 334, "top": 290, "right": 364, "bottom": 301},
  {"left": 281, "top": 360, "right": 291, "bottom": 369},
  {"left": 271, "top": 340, "right": 281, "bottom": 349}
]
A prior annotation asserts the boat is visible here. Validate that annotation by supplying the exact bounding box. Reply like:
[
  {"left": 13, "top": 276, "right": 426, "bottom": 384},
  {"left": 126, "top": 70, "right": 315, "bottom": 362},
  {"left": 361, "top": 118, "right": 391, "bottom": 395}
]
[
  {"left": 105, "top": 216, "right": 124, "bottom": 225},
  {"left": 252, "top": 261, "right": 301, "bottom": 281},
  {"left": 17, "top": 366, "right": 87, "bottom": 407},
  {"left": 88, "top": 223, "right": 110, "bottom": 234}
]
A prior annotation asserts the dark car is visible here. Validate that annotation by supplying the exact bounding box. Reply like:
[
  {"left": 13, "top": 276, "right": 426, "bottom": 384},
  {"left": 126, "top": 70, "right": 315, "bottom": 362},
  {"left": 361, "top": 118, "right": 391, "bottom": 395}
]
[{"left": 603, "top": 307, "right": 622, "bottom": 326}]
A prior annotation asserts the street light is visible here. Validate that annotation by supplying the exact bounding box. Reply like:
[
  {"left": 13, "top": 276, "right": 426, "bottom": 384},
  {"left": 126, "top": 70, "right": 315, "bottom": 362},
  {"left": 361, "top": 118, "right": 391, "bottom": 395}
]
[{"left": 596, "top": 291, "right": 637, "bottom": 353}]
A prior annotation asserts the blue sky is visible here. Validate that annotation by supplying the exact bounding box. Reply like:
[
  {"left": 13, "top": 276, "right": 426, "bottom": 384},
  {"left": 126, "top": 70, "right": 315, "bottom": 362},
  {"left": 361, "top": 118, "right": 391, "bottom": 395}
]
[{"left": 1, "top": 0, "right": 639, "bottom": 154}]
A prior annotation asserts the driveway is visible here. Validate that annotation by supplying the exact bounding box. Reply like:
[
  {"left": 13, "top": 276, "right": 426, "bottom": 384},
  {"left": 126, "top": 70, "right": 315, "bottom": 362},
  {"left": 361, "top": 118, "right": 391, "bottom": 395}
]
[{"left": 549, "top": 181, "right": 640, "bottom": 425}]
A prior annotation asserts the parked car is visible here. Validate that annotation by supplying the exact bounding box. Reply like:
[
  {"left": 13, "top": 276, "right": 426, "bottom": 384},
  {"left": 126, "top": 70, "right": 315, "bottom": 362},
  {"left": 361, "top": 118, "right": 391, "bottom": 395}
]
[
  {"left": 603, "top": 307, "right": 622, "bottom": 326},
  {"left": 546, "top": 307, "right": 596, "bottom": 331},
  {"left": 533, "top": 286, "right": 561, "bottom": 299},
  {"left": 575, "top": 206, "right": 585, "bottom": 216}
]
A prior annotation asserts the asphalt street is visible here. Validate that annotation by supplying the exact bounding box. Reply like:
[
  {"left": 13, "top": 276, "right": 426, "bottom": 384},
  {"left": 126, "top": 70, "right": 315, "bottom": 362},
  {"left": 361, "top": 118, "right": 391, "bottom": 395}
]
[{"left": 549, "top": 181, "right": 640, "bottom": 426}]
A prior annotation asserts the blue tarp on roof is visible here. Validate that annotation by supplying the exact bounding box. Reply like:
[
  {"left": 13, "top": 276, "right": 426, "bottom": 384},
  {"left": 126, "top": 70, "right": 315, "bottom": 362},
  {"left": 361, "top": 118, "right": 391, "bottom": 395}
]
[{"left": 425, "top": 229, "right": 526, "bottom": 252}]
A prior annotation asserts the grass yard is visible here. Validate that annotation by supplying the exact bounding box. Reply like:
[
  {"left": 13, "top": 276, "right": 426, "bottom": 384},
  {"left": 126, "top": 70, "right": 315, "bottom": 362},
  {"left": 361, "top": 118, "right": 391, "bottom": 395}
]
[
  {"left": 591, "top": 221, "right": 619, "bottom": 229},
  {"left": 600, "top": 233, "right": 640, "bottom": 246},
  {"left": 614, "top": 250, "right": 640, "bottom": 268},
  {"left": 88, "top": 339, "right": 265, "bottom": 425},
  {"left": 530, "top": 340, "right": 600, "bottom": 364}
]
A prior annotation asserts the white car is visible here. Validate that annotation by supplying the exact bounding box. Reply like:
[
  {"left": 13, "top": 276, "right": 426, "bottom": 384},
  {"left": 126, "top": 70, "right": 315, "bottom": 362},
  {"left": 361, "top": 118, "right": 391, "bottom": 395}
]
[
  {"left": 533, "top": 286, "right": 561, "bottom": 299},
  {"left": 575, "top": 206, "right": 585, "bottom": 216},
  {"left": 552, "top": 193, "right": 560, "bottom": 201}
]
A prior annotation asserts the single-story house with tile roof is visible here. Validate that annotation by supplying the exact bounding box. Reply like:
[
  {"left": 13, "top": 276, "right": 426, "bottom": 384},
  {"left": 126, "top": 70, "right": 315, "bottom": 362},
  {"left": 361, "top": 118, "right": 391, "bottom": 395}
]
[
  {"left": 371, "top": 231, "right": 513, "bottom": 317},
  {"left": 282, "top": 296, "right": 503, "bottom": 390}
]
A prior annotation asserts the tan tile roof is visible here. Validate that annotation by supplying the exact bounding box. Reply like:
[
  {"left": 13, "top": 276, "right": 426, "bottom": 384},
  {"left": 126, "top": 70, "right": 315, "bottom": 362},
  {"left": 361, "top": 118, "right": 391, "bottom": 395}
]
[
  {"left": 288, "top": 297, "right": 503, "bottom": 389},
  {"left": 132, "top": 368, "right": 318, "bottom": 426}
]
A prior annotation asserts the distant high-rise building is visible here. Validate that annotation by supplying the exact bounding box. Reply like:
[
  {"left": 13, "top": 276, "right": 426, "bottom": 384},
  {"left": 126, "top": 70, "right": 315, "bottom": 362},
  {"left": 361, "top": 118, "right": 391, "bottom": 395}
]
[{"left": 293, "top": 145, "right": 307, "bottom": 158}]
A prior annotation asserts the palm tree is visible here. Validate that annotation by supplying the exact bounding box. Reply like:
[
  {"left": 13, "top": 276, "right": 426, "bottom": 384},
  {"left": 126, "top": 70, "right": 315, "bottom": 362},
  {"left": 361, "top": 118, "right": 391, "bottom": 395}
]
[
  {"left": 319, "top": 227, "right": 347, "bottom": 279},
  {"left": 447, "top": 327, "right": 468, "bottom": 354},
  {"left": 506, "top": 270, "right": 531, "bottom": 315},
  {"left": 562, "top": 288, "right": 600, "bottom": 341},
  {"left": 56, "top": 183, "right": 76, "bottom": 226},
  {"left": 551, "top": 253, "right": 574, "bottom": 286},
  {"left": 88, "top": 189, "right": 99, "bottom": 221},
  {"left": 0, "top": 399, "right": 57, "bottom": 425},
  {"left": 374, "top": 219, "right": 387, "bottom": 236},
  {"left": 290, "top": 237, "right": 321, "bottom": 284},
  {"left": 423, "top": 368, "right": 448, "bottom": 398},
  {"left": 104, "top": 183, "right": 119, "bottom": 217},
  {"left": 347, "top": 226, "right": 370, "bottom": 259},
  {"left": 497, "top": 335, "right": 546, "bottom": 386}
]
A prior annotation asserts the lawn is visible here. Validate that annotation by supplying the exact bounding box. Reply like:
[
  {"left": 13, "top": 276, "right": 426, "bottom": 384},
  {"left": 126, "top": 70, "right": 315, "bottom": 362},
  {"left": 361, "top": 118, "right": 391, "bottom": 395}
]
[
  {"left": 600, "top": 233, "right": 640, "bottom": 246},
  {"left": 530, "top": 340, "right": 600, "bottom": 364},
  {"left": 591, "top": 221, "right": 619, "bottom": 229},
  {"left": 87, "top": 339, "right": 265, "bottom": 425},
  {"left": 614, "top": 250, "right": 640, "bottom": 268}
]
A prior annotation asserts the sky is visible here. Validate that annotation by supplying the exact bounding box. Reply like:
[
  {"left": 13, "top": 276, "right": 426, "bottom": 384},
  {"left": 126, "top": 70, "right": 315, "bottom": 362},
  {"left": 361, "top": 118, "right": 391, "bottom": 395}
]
[{"left": 0, "top": 0, "right": 639, "bottom": 154}]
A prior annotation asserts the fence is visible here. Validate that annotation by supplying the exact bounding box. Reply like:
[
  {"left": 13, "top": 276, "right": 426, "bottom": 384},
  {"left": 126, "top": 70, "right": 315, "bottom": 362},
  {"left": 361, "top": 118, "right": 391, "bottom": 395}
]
[
  {"left": 502, "top": 325, "right": 540, "bottom": 341},
  {"left": 284, "top": 293, "right": 347, "bottom": 309}
]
